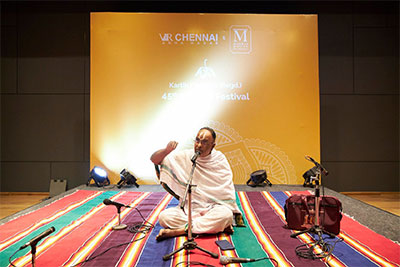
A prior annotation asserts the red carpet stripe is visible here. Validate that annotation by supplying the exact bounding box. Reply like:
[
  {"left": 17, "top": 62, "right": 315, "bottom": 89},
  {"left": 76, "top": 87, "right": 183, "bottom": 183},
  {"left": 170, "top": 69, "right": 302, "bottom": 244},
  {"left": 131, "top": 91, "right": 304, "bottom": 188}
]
[
  {"left": 0, "top": 190, "right": 103, "bottom": 251},
  {"left": 338, "top": 232, "right": 399, "bottom": 267},
  {"left": 27, "top": 192, "right": 140, "bottom": 267},
  {"left": 117, "top": 194, "right": 172, "bottom": 267},
  {"left": 3, "top": 190, "right": 399, "bottom": 267},
  {"left": 63, "top": 192, "right": 150, "bottom": 266},
  {"left": 0, "top": 190, "right": 98, "bottom": 244},
  {"left": 238, "top": 191, "right": 292, "bottom": 267},
  {"left": 189, "top": 235, "right": 220, "bottom": 266},
  {"left": 340, "top": 215, "right": 400, "bottom": 266},
  {"left": 11, "top": 191, "right": 126, "bottom": 267}
]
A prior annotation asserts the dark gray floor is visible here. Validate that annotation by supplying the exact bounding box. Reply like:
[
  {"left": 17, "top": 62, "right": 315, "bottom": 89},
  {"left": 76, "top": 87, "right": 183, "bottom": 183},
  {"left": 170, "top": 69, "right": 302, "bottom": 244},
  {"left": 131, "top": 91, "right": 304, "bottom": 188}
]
[{"left": 1, "top": 184, "right": 399, "bottom": 242}]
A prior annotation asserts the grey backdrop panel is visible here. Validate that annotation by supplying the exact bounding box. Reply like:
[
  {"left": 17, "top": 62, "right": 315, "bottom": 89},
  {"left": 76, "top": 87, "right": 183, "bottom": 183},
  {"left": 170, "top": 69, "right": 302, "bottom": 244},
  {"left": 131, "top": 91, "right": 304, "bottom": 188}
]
[
  {"left": 1, "top": 95, "right": 85, "bottom": 161},
  {"left": 320, "top": 95, "right": 399, "bottom": 162},
  {"left": 1, "top": 162, "right": 50, "bottom": 192}
]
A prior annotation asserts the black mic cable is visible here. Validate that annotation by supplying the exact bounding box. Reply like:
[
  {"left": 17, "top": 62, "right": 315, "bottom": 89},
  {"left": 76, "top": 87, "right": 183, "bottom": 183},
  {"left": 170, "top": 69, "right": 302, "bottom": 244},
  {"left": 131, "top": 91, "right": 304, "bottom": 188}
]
[{"left": 220, "top": 255, "right": 279, "bottom": 266}]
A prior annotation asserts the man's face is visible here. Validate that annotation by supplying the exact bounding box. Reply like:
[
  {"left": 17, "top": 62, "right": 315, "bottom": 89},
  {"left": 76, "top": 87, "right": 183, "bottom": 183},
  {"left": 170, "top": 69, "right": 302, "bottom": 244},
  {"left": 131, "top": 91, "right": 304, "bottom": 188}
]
[{"left": 194, "top": 129, "right": 215, "bottom": 157}]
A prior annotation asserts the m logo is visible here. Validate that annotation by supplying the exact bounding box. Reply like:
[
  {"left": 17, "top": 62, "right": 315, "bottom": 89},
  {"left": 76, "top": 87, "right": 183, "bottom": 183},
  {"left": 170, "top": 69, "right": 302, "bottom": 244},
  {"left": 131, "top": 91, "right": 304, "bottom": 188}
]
[
  {"left": 159, "top": 33, "right": 173, "bottom": 42},
  {"left": 229, "top": 25, "right": 252, "bottom": 54},
  {"left": 233, "top": 29, "right": 248, "bottom": 42}
]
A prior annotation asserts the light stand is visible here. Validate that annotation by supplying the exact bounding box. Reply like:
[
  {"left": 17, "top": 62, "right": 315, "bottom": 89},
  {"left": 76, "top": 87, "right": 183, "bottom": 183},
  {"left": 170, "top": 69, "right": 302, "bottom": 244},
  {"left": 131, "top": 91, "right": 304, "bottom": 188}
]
[
  {"left": 112, "top": 205, "right": 127, "bottom": 230},
  {"left": 290, "top": 156, "right": 335, "bottom": 259},
  {"left": 162, "top": 154, "right": 218, "bottom": 261}
]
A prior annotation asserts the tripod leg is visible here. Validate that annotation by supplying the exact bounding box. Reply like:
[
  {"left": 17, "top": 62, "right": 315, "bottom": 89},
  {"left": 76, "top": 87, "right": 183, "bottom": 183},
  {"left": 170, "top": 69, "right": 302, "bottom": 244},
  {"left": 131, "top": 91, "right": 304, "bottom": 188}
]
[
  {"left": 194, "top": 244, "right": 218, "bottom": 258},
  {"left": 163, "top": 245, "right": 186, "bottom": 261},
  {"left": 290, "top": 227, "right": 315, "bottom": 238}
]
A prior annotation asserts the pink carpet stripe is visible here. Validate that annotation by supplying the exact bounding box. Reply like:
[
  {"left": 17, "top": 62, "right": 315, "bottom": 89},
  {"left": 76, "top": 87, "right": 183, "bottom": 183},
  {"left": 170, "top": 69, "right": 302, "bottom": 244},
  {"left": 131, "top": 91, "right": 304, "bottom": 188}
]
[{"left": 0, "top": 190, "right": 103, "bottom": 251}]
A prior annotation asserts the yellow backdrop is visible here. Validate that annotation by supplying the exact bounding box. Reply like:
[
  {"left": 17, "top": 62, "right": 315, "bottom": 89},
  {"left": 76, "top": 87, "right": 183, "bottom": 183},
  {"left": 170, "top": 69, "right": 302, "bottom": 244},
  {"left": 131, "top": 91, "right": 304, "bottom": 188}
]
[{"left": 91, "top": 13, "right": 320, "bottom": 185}]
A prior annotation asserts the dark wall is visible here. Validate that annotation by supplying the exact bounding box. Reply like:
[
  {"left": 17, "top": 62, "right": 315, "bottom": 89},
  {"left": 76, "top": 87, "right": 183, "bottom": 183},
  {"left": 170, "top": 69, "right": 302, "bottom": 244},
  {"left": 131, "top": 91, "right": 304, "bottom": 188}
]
[{"left": 1, "top": 1, "right": 398, "bottom": 192}]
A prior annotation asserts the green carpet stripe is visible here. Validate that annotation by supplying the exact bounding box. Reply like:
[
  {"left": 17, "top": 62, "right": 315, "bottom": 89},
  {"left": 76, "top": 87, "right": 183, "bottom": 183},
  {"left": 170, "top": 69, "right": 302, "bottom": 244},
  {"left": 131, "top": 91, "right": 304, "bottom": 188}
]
[{"left": 231, "top": 192, "right": 276, "bottom": 267}]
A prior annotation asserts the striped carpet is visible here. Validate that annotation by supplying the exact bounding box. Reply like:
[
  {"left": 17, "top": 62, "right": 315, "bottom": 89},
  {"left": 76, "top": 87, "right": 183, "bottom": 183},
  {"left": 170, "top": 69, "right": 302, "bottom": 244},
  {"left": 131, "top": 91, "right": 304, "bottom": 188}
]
[{"left": 1, "top": 190, "right": 399, "bottom": 267}]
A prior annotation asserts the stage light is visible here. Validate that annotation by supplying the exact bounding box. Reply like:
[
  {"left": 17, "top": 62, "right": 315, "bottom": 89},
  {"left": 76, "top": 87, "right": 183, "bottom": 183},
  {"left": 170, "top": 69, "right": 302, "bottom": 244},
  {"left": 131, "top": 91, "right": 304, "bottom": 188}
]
[
  {"left": 302, "top": 166, "right": 319, "bottom": 188},
  {"left": 117, "top": 169, "right": 139, "bottom": 188},
  {"left": 87, "top": 166, "right": 110, "bottom": 187},
  {"left": 246, "top": 169, "right": 272, "bottom": 187}
]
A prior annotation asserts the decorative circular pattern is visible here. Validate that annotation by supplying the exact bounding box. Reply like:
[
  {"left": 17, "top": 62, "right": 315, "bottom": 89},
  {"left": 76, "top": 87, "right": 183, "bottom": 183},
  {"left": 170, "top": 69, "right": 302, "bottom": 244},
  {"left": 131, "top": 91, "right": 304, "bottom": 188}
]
[{"left": 208, "top": 120, "right": 297, "bottom": 184}]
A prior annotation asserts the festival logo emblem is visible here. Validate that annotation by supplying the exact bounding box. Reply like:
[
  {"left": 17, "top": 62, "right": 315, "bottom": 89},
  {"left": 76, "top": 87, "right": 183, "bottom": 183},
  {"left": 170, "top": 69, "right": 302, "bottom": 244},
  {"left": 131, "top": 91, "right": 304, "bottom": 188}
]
[
  {"left": 230, "top": 25, "right": 252, "bottom": 54},
  {"left": 195, "top": 59, "right": 216, "bottom": 79}
]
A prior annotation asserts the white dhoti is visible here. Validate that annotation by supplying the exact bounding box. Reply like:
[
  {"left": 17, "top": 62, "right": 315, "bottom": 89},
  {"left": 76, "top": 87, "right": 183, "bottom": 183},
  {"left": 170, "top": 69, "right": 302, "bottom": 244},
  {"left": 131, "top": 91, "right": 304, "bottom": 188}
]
[
  {"left": 158, "top": 149, "right": 240, "bottom": 234},
  {"left": 158, "top": 205, "right": 233, "bottom": 234}
]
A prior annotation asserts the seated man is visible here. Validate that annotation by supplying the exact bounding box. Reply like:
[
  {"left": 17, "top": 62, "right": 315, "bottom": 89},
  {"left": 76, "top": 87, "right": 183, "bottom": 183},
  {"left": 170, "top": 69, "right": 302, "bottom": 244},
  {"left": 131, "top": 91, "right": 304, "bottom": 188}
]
[{"left": 150, "top": 127, "right": 241, "bottom": 241}]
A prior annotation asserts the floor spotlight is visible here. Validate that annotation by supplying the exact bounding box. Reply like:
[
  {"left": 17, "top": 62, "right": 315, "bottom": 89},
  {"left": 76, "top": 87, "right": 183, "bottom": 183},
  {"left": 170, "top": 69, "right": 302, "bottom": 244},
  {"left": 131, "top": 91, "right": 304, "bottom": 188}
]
[
  {"left": 87, "top": 166, "right": 110, "bottom": 187},
  {"left": 117, "top": 169, "right": 139, "bottom": 188}
]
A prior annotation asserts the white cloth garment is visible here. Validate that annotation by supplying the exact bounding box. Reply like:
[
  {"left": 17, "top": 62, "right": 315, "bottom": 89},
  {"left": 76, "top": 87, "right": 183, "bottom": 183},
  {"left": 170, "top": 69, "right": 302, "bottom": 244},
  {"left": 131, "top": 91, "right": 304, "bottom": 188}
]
[{"left": 158, "top": 149, "right": 240, "bottom": 234}]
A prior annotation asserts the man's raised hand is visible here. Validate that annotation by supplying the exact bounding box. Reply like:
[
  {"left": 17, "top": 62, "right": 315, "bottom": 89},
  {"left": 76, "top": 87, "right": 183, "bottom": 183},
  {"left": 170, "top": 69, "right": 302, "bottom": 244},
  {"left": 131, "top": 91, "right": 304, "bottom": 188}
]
[{"left": 165, "top": 141, "right": 178, "bottom": 154}]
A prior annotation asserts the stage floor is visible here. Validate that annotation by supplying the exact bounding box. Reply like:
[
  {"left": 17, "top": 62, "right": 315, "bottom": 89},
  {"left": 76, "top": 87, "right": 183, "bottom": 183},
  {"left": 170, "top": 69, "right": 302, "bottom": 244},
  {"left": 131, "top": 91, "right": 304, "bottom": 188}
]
[
  {"left": 2, "top": 184, "right": 399, "bottom": 242},
  {"left": 1, "top": 185, "right": 399, "bottom": 267}
]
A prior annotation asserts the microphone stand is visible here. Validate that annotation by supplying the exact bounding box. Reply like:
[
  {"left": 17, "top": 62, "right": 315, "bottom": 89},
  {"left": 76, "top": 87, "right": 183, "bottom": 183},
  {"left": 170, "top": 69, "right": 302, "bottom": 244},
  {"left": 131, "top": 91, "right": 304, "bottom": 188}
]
[
  {"left": 30, "top": 244, "right": 37, "bottom": 267},
  {"left": 290, "top": 156, "right": 335, "bottom": 259},
  {"left": 163, "top": 157, "right": 218, "bottom": 261},
  {"left": 112, "top": 206, "right": 127, "bottom": 230}
]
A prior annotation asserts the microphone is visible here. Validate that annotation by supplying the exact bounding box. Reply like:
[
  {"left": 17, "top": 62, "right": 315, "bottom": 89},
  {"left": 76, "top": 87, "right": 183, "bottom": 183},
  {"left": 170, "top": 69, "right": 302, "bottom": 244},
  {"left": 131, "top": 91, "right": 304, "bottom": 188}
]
[
  {"left": 191, "top": 151, "right": 201, "bottom": 163},
  {"left": 20, "top": 227, "right": 55, "bottom": 249},
  {"left": 220, "top": 255, "right": 256, "bottom": 265},
  {"left": 305, "top": 155, "right": 329, "bottom": 176},
  {"left": 103, "top": 199, "right": 131, "bottom": 208}
]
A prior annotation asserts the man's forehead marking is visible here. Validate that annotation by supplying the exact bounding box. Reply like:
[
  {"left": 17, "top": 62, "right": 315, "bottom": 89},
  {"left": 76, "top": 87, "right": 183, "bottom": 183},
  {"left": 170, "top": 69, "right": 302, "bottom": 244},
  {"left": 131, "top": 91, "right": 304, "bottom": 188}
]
[{"left": 197, "top": 130, "right": 211, "bottom": 139}]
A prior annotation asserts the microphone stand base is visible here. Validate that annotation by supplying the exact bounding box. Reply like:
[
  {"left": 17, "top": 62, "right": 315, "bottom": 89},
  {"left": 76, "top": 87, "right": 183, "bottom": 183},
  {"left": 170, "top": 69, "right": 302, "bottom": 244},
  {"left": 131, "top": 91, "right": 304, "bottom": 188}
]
[
  {"left": 291, "top": 225, "right": 335, "bottom": 259},
  {"left": 162, "top": 239, "right": 218, "bottom": 261},
  {"left": 112, "top": 224, "right": 127, "bottom": 230}
]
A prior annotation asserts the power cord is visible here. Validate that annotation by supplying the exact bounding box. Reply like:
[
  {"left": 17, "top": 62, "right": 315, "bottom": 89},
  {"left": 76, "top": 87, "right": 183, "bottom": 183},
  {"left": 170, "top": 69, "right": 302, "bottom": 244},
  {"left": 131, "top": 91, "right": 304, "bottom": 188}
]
[
  {"left": 127, "top": 207, "right": 155, "bottom": 234},
  {"left": 295, "top": 236, "right": 343, "bottom": 260},
  {"left": 8, "top": 248, "right": 21, "bottom": 267},
  {"left": 174, "top": 256, "right": 279, "bottom": 267},
  {"left": 255, "top": 256, "right": 279, "bottom": 266},
  {"left": 176, "top": 261, "right": 216, "bottom": 267}
]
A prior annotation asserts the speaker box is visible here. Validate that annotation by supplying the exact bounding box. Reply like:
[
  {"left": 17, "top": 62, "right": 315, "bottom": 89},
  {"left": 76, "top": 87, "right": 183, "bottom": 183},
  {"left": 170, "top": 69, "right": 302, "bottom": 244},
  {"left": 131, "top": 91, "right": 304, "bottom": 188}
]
[{"left": 49, "top": 179, "right": 67, "bottom": 197}]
